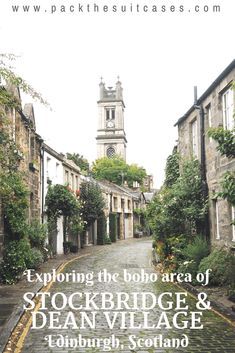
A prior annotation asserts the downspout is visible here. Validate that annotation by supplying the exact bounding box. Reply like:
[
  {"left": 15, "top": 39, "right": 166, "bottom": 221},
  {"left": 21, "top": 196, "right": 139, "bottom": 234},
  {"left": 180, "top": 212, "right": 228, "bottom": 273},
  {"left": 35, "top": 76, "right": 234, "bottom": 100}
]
[
  {"left": 199, "top": 105, "right": 210, "bottom": 240},
  {"left": 41, "top": 145, "right": 45, "bottom": 224},
  {"left": 194, "top": 86, "right": 209, "bottom": 239}
]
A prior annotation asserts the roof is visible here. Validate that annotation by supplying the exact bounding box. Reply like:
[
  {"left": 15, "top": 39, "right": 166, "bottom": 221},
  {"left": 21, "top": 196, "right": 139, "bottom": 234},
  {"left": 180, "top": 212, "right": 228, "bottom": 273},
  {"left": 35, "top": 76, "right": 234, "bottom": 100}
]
[
  {"left": 97, "top": 179, "right": 131, "bottom": 197},
  {"left": 174, "top": 59, "right": 235, "bottom": 127},
  {"left": 143, "top": 192, "right": 154, "bottom": 203}
]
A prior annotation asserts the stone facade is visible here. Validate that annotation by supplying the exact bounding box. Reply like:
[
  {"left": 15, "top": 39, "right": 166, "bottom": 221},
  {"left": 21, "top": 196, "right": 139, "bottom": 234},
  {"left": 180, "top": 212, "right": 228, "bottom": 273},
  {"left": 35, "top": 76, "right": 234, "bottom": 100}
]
[
  {"left": 96, "top": 78, "right": 127, "bottom": 161},
  {"left": 0, "top": 84, "right": 42, "bottom": 255},
  {"left": 175, "top": 59, "right": 235, "bottom": 250},
  {"left": 97, "top": 180, "right": 135, "bottom": 240}
]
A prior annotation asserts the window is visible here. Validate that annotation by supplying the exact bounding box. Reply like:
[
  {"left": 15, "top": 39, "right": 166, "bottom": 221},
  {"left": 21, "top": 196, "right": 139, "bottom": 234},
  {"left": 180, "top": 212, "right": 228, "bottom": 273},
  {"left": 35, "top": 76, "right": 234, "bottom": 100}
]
[
  {"left": 232, "top": 206, "right": 235, "bottom": 242},
  {"left": 71, "top": 173, "right": 74, "bottom": 190},
  {"left": 106, "top": 146, "right": 116, "bottom": 158},
  {"left": 30, "top": 136, "right": 35, "bottom": 161},
  {"left": 215, "top": 200, "right": 220, "bottom": 240},
  {"left": 55, "top": 163, "right": 59, "bottom": 178},
  {"left": 75, "top": 175, "right": 79, "bottom": 190},
  {"left": 106, "top": 107, "right": 115, "bottom": 120},
  {"left": 191, "top": 119, "right": 198, "bottom": 158},
  {"left": 46, "top": 157, "right": 51, "bottom": 177},
  {"left": 206, "top": 105, "right": 212, "bottom": 143},
  {"left": 65, "top": 170, "right": 69, "bottom": 184},
  {"left": 222, "top": 86, "right": 234, "bottom": 130},
  {"left": 114, "top": 197, "right": 118, "bottom": 210}
]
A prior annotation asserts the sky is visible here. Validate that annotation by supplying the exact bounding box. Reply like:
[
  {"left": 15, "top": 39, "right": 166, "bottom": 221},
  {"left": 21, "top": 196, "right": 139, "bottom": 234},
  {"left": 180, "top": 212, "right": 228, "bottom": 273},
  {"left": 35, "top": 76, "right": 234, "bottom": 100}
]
[{"left": 0, "top": 0, "right": 235, "bottom": 188}]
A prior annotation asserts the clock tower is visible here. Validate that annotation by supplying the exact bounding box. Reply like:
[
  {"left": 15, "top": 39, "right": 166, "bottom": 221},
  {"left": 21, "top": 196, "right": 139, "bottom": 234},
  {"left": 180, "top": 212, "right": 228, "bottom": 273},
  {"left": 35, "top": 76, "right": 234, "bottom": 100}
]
[{"left": 96, "top": 77, "right": 127, "bottom": 161}]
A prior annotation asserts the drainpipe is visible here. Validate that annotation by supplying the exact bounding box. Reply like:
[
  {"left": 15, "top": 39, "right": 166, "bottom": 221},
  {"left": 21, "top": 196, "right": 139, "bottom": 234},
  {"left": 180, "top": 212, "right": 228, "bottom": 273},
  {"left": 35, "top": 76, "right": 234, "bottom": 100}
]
[
  {"left": 194, "top": 88, "right": 209, "bottom": 239},
  {"left": 199, "top": 105, "right": 210, "bottom": 240},
  {"left": 41, "top": 145, "right": 45, "bottom": 223}
]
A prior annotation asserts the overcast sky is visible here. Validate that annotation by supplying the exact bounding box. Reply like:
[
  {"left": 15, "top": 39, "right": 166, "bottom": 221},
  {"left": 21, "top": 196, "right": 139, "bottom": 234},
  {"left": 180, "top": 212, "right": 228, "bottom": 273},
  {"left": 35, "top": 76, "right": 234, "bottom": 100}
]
[{"left": 1, "top": 0, "right": 234, "bottom": 187}]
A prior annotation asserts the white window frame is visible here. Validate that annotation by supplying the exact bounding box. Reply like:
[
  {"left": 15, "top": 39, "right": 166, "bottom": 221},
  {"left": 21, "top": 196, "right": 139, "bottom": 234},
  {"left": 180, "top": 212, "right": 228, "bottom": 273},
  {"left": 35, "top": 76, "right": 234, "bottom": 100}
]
[
  {"left": 106, "top": 107, "right": 115, "bottom": 120},
  {"left": 232, "top": 206, "right": 235, "bottom": 242},
  {"left": 71, "top": 173, "right": 74, "bottom": 190},
  {"left": 191, "top": 119, "right": 199, "bottom": 158},
  {"left": 215, "top": 200, "right": 220, "bottom": 240},
  {"left": 65, "top": 170, "right": 69, "bottom": 184},
  {"left": 222, "top": 86, "right": 234, "bottom": 130}
]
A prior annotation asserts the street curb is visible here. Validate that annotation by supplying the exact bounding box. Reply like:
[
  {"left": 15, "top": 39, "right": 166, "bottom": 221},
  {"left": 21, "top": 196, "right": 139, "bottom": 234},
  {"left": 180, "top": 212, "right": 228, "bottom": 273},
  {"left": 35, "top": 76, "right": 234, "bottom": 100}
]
[
  {"left": 152, "top": 262, "right": 235, "bottom": 326},
  {"left": 178, "top": 282, "right": 235, "bottom": 325}
]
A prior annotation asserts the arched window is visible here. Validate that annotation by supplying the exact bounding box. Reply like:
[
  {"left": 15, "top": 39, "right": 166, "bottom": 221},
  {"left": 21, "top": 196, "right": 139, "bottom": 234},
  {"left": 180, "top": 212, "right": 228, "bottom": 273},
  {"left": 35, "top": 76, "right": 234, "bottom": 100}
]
[{"left": 106, "top": 146, "right": 116, "bottom": 158}]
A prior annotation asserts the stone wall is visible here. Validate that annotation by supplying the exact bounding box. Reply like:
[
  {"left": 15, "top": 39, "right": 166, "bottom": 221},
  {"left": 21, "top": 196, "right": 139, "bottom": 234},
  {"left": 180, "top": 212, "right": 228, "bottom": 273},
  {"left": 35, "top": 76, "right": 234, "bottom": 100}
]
[
  {"left": 0, "top": 90, "right": 42, "bottom": 255},
  {"left": 177, "top": 65, "right": 235, "bottom": 249}
]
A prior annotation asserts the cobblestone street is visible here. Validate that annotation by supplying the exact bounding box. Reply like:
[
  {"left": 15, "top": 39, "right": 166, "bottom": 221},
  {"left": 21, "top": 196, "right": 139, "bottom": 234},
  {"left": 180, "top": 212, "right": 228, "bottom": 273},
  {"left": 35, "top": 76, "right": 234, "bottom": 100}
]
[{"left": 21, "top": 238, "right": 235, "bottom": 353}]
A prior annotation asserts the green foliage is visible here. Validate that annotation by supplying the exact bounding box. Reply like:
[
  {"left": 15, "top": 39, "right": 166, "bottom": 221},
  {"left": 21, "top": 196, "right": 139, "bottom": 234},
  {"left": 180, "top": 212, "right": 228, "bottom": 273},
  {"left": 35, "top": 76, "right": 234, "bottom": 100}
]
[
  {"left": 208, "top": 122, "right": 235, "bottom": 229},
  {"left": 66, "top": 152, "right": 90, "bottom": 173},
  {"left": 173, "top": 159, "right": 208, "bottom": 233},
  {"left": 80, "top": 180, "right": 105, "bottom": 228},
  {"left": 0, "top": 240, "right": 28, "bottom": 284},
  {"left": 45, "top": 184, "right": 83, "bottom": 249},
  {"left": 63, "top": 241, "right": 73, "bottom": 254},
  {"left": 25, "top": 248, "right": 44, "bottom": 270},
  {"left": 0, "top": 54, "right": 49, "bottom": 107},
  {"left": 68, "top": 214, "right": 84, "bottom": 235},
  {"left": 0, "top": 171, "right": 28, "bottom": 239},
  {"left": 0, "top": 54, "right": 49, "bottom": 243},
  {"left": 92, "top": 156, "right": 128, "bottom": 185},
  {"left": 218, "top": 171, "right": 235, "bottom": 205},
  {"left": 109, "top": 213, "right": 117, "bottom": 242},
  {"left": 176, "top": 236, "right": 210, "bottom": 281},
  {"left": 199, "top": 249, "right": 235, "bottom": 286},
  {"left": 91, "top": 156, "right": 147, "bottom": 187},
  {"left": 126, "top": 163, "right": 147, "bottom": 187},
  {"left": 0, "top": 239, "right": 43, "bottom": 284},
  {"left": 149, "top": 158, "right": 208, "bottom": 238},
  {"left": 97, "top": 212, "right": 107, "bottom": 245},
  {"left": 0, "top": 239, "right": 45, "bottom": 284},
  {"left": 164, "top": 149, "right": 180, "bottom": 187},
  {"left": 28, "top": 220, "right": 47, "bottom": 248},
  {"left": 45, "top": 184, "right": 80, "bottom": 219},
  {"left": 104, "top": 236, "right": 112, "bottom": 245},
  {"left": 208, "top": 127, "right": 235, "bottom": 158},
  {"left": 181, "top": 235, "right": 210, "bottom": 266}
]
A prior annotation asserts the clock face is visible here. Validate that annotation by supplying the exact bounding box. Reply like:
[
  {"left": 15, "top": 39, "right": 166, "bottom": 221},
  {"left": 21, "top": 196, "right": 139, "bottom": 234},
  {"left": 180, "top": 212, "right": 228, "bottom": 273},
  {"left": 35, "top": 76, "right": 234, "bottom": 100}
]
[{"left": 107, "top": 121, "right": 115, "bottom": 128}]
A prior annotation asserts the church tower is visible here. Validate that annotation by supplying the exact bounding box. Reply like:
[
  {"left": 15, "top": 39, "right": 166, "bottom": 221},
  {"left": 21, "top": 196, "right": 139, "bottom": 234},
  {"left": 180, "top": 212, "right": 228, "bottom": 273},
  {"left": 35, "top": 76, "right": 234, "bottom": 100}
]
[{"left": 96, "top": 77, "right": 127, "bottom": 161}]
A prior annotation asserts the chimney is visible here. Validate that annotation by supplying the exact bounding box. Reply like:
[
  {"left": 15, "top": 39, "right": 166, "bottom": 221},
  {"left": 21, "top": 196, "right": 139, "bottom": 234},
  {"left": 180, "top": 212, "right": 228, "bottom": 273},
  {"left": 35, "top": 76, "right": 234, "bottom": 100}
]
[{"left": 194, "top": 86, "right": 198, "bottom": 105}]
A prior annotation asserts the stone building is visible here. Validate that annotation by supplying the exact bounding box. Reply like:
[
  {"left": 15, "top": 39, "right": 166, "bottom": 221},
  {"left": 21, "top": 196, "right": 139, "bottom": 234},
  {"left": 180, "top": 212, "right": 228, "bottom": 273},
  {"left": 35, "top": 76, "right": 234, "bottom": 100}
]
[
  {"left": 96, "top": 78, "right": 127, "bottom": 160},
  {"left": 0, "top": 83, "right": 42, "bottom": 255},
  {"left": 97, "top": 180, "right": 135, "bottom": 240},
  {"left": 175, "top": 59, "right": 235, "bottom": 250}
]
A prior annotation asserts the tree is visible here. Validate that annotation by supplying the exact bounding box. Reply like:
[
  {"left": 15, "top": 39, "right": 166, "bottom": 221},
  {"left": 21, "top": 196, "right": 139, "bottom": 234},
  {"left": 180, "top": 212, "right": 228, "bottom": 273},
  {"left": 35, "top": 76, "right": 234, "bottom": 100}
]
[
  {"left": 91, "top": 156, "right": 147, "bottom": 187},
  {"left": 66, "top": 152, "right": 90, "bottom": 173},
  {"left": 126, "top": 163, "right": 147, "bottom": 187},
  {"left": 45, "top": 184, "right": 83, "bottom": 246},
  {"left": 147, "top": 155, "right": 207, "bottom": 240},
  {"left": 79, "top": 180, "right": 105, "bottom": 228}
]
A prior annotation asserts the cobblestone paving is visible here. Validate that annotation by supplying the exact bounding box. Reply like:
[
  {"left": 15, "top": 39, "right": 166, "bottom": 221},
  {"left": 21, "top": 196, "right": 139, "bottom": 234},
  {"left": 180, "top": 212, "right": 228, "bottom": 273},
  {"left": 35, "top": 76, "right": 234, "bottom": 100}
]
[{"left": 21, "top": 238, "right": 235, "bottom": 353}]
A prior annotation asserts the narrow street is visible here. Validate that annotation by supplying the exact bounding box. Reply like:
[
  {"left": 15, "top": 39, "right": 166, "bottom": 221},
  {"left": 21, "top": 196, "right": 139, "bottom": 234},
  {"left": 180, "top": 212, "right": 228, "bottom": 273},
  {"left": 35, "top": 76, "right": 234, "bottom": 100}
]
[{"left": 21, "top": 238, "right": 235, "bottom": 353}]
